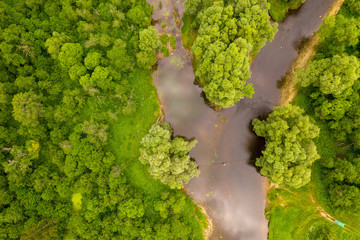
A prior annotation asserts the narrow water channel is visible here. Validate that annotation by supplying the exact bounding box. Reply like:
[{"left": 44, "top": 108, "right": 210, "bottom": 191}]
[{"left": 148, "top": 0, "right": 337, "bottom": 239}]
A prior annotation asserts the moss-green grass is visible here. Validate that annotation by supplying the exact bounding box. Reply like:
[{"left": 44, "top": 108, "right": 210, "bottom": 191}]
[{"left": 267, "top": 187, "right": 360, "bottom": 240}]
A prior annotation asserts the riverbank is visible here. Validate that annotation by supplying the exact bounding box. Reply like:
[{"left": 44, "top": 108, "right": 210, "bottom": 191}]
[
  {"left": 280, "top": 0, "right": 345, "bottom": 105},
  {"left": 176, "top": 0, "right": 343, "bottom": 239},
  {"left": 266, "top": 0, "right": 360, "bottom": 239}
]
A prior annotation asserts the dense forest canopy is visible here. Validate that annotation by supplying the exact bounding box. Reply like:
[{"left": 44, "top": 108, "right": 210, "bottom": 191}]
[
  {"left": 0, "top": 0, "right": 204, "bottom": 239},
  {"left": 184, "top": 0, "right": 277, "bottom": 109},
  {"left": 293, "top": 0, "right": 360, "bottom": 217}
]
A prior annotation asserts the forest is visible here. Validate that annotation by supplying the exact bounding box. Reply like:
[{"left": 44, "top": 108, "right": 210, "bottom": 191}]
[
  {"left": 254, "top": 0, "right": 360, "bottom": 239},
  {"left": 296, "top": 0, "right": 360, "bottom": 216},
  {"left": 0, "top": 0, "right": 205, "bottom": 239}
]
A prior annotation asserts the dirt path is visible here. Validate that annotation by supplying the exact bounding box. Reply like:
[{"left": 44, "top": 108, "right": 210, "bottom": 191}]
[{"left": 280, "top": 0, "right": 346, "bottom": 105}]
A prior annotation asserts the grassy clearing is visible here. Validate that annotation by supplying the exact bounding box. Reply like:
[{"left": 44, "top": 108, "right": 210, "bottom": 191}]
[{"left": 267, "top": 185, "right": 360, "bottom": 240}]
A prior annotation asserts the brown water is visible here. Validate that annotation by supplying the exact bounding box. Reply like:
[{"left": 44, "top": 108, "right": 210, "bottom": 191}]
[{"left": 148, "top": 0, "right": 336, "bottom": 239}]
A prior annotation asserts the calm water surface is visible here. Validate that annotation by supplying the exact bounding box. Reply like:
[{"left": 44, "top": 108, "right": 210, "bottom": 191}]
[{"left": 148, "top": 0, "right": 336, "bottom": 239}]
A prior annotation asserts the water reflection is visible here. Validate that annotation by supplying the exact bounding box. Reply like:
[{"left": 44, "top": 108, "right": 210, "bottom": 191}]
[{"left": 148, "top": 0, "right": 336, "bottom": 239}]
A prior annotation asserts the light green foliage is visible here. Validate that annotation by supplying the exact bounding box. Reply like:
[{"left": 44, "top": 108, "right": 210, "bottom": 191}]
[
  {"left": 232, "top": 0, "right": 278, "bottom": 54},
  {"left": 139, "top": 26, "right": 161, "bottom": 52},
  {"left": 170, "top": 35, "right": 177, "bottom": 49},
  {"left": 253, "top": 105, "right": 320, "bottom": 188},
  {"left": 184, "top": 0, "right": 202, "bottom": 15},
  {"left": 58, "top": 43, "right": 83, "bottom": 69},
  {"left": 160, "top": 33, "right": 169, "bottom": 45},
  {"left": 161, "top": 46, "right": 170, "bottom": 57},
  {"left": 139, "top": 123, "right": 200, "bottom": 189},
  {"left": 68, "top": 64, "right": 87, "bottom": 81},
  {"left": 12, "top": 92, "right": 44, "bottom": 126},
  {"left": 71, "top": 193, "right": 82, "bottom": 211},
  {"left": 136, "top": 26, "right": 161, "bottom": 67},
  {"left": 187, "top": 0, "right": 277, "bottom": 109},
  {"left": 107, "top": 39, "right": 135, "bottom": 72},
  {"left": 199, "top": 38, "right": 254, "bottom": 108},
  {"left": 126, "top": 5, "right": 151, "bottom": 27},
  {"left": 296, "top": 55, "right": 360, "bottom": 95},
  {"left": 82, "top": 119, "right": 108, "bottom": 144},
  {"left": 346, "top": 0, "right": 360, "bottom": 17},
  {"left": 318, "top": 15, "right": 360, "bottom": 57},
  {"left": 84, "top": 52, "right": 102, "bottom": 70},
  {"left": 45, "top": 32, "right": 69, "bottom": 59},
  {"left": 89, "top": 66, "right": 113, "bottom": 91}
]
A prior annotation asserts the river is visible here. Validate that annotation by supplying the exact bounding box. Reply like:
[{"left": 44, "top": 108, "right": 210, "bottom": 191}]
[{"left": 148, "top": 0, "right": 336, "bottom": 239}]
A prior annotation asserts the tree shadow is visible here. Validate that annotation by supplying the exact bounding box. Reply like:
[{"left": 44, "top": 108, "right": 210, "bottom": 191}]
[
  {"left": 246, "top": 109, "right": 272, "bottom": 173},
  {"left": 294, "top": 35, "right": 311, "bottom": 53}
]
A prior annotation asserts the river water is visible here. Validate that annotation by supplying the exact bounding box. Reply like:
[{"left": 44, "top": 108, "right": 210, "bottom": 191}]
[{"left": 148, "top": 0, "right": 336, "bottom": 239}]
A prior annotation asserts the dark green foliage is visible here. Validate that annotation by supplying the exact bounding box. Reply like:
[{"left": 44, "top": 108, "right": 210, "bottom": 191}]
[
  {"left": 253, "top": 105, "right": 320, "bottom": 188},
  {"left": 269, "top": 0, "right": 305, "bottom": 22},
  {"left": 161, "top": 46, "right": 170, "bottom": 57},
  {"left": 317, "top": 15, "right": 360, "bottom": 57},
  {"left": 139, "top": 123, "right": 200, "bottom": 189},
  {"left": 170, "top": 35, "right": 177, "bottom": 49},
  {"left": 0, "top": 1, "right": 205, "bottom": 239},
  {"left": 160, "top": 33, "right": 169, "bottom": 45},
  {"left": 185, "top": 0, "right": 277, "bottom": 109}
]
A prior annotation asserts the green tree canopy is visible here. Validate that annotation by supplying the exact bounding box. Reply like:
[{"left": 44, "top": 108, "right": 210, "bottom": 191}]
[
  {"left": 136, "top": 26, "right": 161, "bottom": 68},
  {"left": 253, "top": 105, "right": 320, "bottom": 188},
  {"left": 188, "top": 0, "right": 277, "bottom": 109},
  {"left": 296, "top": 55, "right": 360, "bottom": 95},
  {"left": 12, "top": 92, "right": 44, "bottom": 126},
  {"left": 58, "top": 43, "right": 83, "bottom": 69},
  {"left": 139, "top": 123, "right": 200, "bottom": 189}
]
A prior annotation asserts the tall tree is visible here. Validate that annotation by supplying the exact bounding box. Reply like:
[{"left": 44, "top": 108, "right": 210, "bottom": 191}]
[
  {"left": 253, "top": 105, "right": 320, "bottom": 188},
  {"left": 139, "top": 123, "right": 200, "bottom": 189}
]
